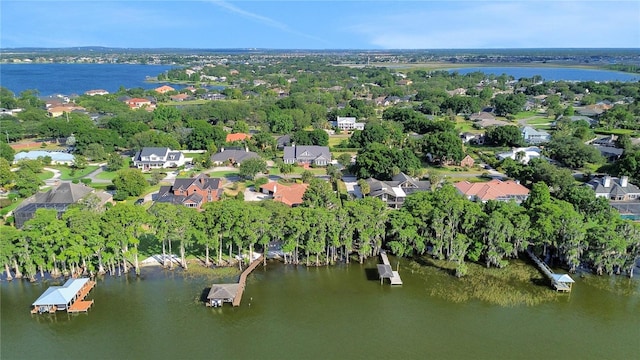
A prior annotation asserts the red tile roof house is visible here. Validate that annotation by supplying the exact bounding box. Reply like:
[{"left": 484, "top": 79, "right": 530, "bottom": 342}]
[
  {"left": 125, "top": 98, "right": 156, "bottom": 110},
  {"left": 226, "top": 133, "right": 252, "bottom": 143},
  {"left": 455, "top": 179, "right": 530, "bottom": 203},
  {"left": 154, "top": 174, "right": 223, "bottom": 209},
  {"left": 155, "top": 85, "right": 176, "bottom": 94},
  {"left": 259, "top": 182, "right": 309, "bottom": 207}
]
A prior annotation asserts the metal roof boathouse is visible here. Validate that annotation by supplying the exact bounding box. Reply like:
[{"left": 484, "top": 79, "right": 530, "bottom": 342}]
[{"left": 31, "top": 278, "right": 96, "bottom": 314}]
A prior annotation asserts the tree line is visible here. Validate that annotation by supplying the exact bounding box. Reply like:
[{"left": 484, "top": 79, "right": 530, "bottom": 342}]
[{"left": 2, "top": 181, "right": 638, "bottom": 282}]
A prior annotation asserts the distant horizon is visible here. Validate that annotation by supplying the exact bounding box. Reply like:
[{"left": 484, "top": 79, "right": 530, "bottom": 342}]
[
  {"left": 2, "top": 46, "right": 638, "bottom": 52},
  {"left": 2, "top": 1, "right": 638, "bottom": 49}
]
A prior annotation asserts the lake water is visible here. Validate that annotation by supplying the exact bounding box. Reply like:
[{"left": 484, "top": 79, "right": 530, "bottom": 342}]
[
  {"left": 447, "top": 66, "right": 640, "bottom": 82},
  {"left": 2, "top": 258, "right": 639, "bottom": 360},
  {"left": 0, "top": 63, "right": 178, "bottom": 96}
]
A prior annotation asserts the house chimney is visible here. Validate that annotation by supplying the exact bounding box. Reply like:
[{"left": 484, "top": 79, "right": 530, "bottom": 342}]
[
  {"left": 621, "top": 176, "right": 629, "bottom": 187},
  {"left": 603, "top": 176, "right": 611, "bottom": 188}
]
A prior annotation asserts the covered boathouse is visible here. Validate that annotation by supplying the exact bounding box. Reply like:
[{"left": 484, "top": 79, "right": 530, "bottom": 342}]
[
  {"left": 206, "top": 284, "right": 240, "bottom": 307},
  {"left": 31, "top": 278, "right": 96, "bottom": 314}
]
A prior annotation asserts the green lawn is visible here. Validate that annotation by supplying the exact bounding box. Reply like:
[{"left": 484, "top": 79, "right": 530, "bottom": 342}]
[
  {"left": 524, "top": 117, "right": 553, "bottom": 126},
  {"left": 207, "top": 170, "right": 240, "bottom": 178},
  {"left": 513, "top": 111, "right": 546, "bottom": 120},
  {"left": 54, "top": 165, "right": 100, "bottom": 180},
  {"left": 95, "top": 171, "right": 118, "bottom": 180},
  {"left": 328, "top": 135, "right": 351, "bottom": 148},
  {"left": 37, "top": 170, "right": 54, "bottom": 181}
]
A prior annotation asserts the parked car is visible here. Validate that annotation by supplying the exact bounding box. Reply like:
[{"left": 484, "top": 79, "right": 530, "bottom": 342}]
[{"left": 134, "top": 198, "right": 144, "bottom": 205}]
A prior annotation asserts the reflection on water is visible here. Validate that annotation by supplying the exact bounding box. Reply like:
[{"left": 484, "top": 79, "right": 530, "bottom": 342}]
[{"left": 1, "top": 258, "right": 639, "bottom": 359}]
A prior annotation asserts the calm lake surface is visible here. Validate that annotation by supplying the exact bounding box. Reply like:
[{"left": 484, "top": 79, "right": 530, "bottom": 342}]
[
  {"left": 447, "top": 66, "right": 640, "bottom": 82},
  {"left": 2, "top": 258, "right": 639, "bottom": 360},
  {"left": 0, "top": 64, "right": 178, "bottom": 96}
]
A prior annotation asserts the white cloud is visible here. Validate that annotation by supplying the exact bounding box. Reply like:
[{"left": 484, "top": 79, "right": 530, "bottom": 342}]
[{"left": 207, "top": 0, "right": 330, "bottom": 45}]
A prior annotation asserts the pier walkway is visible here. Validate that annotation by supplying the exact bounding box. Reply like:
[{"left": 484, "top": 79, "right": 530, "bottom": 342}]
[
  {"left": 378, "top": 250, "right": 402, "bottom": 285},
  {"left": 526, "top": 249, "right": 574, "bottom": 292},
  {"left": 232, "top": 255, "right": 264, "bottom": 307}
]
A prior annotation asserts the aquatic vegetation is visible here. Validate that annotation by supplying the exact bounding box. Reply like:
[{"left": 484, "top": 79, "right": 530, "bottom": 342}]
[{"left": 408, "top": 257, "right": 559, "bottom": 306}]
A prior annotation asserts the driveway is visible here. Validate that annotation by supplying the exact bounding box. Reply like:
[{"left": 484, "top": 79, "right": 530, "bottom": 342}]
[
  {"left": 343, "top": 176, "right": 362, "bottom": 199},
  {"left": 243, "top": 186, "right": 271, "bottom": 202}
]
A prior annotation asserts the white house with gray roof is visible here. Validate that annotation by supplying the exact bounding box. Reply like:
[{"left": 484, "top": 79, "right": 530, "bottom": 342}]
[
  {"left": 132, "top": 147, "right": 186, "bottom": 171},
  {"left": 331, "top": 116, "right": 365, "bottom": 131},
  {"left": 283, "top": 145, "right": 331, "bottom": 166},
  {"left": 586, "top": 176, "right": 640, "bottom": 201},
  {"left": 521, "top": 126, "right": 551, "bottom": 144}
]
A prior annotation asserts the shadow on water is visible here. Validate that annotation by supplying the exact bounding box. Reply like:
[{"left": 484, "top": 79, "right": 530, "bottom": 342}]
[
  {"left": 412, "top": 255, "right": 456, "bottom": 277},
  {"left": 364, "top": 268, "right": 379, "bottom": 281},
  {"left": 200, "top": 287, "right": 211, "bottom": 303}
]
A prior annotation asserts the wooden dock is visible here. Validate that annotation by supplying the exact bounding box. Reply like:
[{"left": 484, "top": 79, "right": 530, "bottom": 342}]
[
  {"left": 526, "top": 249, "right": 573, "bottom": 292},
  {"left": 68, "top": 280, "right": 96, "bottom": 313},
  {"left": 379, "top": 250, "right": 402, "bottom": 285},
  {"left": 232, "top": 255, "right": 263, "bottom": 307}
]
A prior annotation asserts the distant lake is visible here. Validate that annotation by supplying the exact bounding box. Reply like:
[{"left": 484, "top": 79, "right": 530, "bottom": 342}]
[
  {"left": 447, "top": 66, "right": 640, "bottom": 82},
  {"left": 0, "top": 63, "right": 187, "bottom": 96}
]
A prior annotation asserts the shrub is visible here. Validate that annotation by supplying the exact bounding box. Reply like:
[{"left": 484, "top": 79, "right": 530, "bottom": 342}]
[{"left": 80, "top": 178, "right": 91, "bottom": 184}]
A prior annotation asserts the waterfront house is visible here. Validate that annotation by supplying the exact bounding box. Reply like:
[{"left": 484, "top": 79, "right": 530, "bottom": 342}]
[
  {"left": 586, "top": 176, "right": 640, "bottom": 220},
  {"left": 154, "top": 174, "right": 223, "bottom": 209},
  {"left": 364, "top": 173, "right": 431, "bottom": 208},
  {"left": 586, "top": 176, "right": 640, "bottom": 201},
  {"left": 132, "top": 147, "right": 186, "bottom": 171},
  {"left": 521, "top": 126, "right": 550, "bottom": 144},
  {"left": 283, "top": 145, "right": 331, "bottom": 166},
  {"left": 155, "top": 85, "right": 175, "bottom": 94},
  {"left": 455, "top": 179, "right": 530, "bottom": 203},
  {"left": 14, "top": 183, "right": 112, "bottom": 228},
  {"left": 259, "top": 181, "right": 309, "bottom": 207}
]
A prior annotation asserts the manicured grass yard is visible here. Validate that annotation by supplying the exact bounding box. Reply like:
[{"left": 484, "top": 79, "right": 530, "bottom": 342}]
[
  {"left": 37, "top": 171, "right": 54, "bottom": 181},
  {"left": 54, "top": 165, "right": 100, "bottom": 180}
]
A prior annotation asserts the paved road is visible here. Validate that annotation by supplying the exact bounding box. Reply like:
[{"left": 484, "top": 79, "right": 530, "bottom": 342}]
[{"left": 84, "top": 164, "right": 112, "bottom": 184}]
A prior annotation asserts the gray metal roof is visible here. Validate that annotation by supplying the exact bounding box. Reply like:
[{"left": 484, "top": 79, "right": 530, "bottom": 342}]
[
  {"left": 32, "top": 278, "right": 90, "bottom": 306},
  {"left": 377, "top": 264, "right": 394, "bottom": 278},
  {"left": 207, "top": 284, "right": 240, "bottom": 300}
]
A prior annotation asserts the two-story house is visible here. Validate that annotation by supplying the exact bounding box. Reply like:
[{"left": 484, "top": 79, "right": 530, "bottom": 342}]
[
  {"left": 154, "top": 174, "right": 223, "bottom": 209},
  {"left": 331, "top": 116, "right": 365, "bottom": 131},
  {"left": 132, "top": 147, "right": 186, "bottom": 171},
  {"left": 364, "top": 173, "right": 431, "bottom": 208},
  {"left": 283, "top": 145, "right": 331, "bottom": 166},
  {"left": 586, "top": 176, "right": 640, "bottom": 220}
]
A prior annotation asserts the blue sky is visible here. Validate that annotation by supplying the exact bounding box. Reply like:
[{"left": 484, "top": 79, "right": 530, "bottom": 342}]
[{"left": 1, "top": 1, "right": 639, "bottom": 49}]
